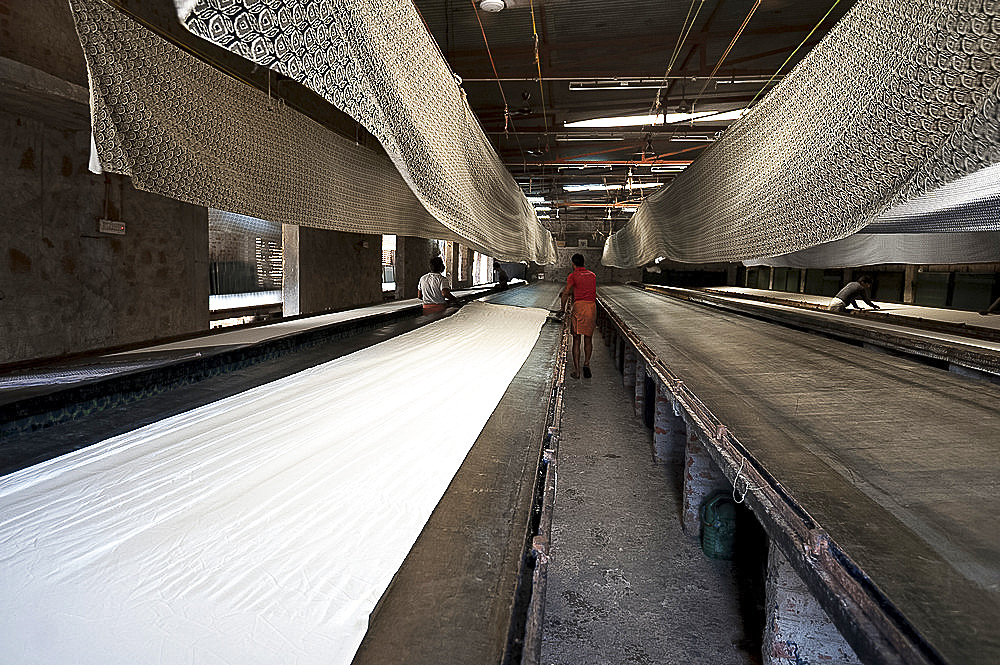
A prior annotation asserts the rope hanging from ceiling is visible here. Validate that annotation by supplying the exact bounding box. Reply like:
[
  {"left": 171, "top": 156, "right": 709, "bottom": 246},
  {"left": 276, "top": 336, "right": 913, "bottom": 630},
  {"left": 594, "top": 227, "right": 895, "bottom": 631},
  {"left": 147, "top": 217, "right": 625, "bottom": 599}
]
[{"left": 603, "top": 0, "right": 1000, "bottom": 268}]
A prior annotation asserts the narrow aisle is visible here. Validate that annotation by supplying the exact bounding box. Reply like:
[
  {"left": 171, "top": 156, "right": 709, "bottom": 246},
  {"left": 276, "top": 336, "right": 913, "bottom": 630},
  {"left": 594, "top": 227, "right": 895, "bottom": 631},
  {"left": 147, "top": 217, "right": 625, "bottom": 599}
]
[{"left": 541, "top": 329, "right": 761, "bottom": 665}]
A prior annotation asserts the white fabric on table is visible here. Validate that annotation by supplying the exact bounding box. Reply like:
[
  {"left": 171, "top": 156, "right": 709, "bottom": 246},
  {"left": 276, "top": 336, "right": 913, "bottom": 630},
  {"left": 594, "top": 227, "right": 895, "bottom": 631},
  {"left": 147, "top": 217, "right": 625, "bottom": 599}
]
[
  {"left": 0, "top": 301, "right": 548, "bottom": 665},
  {"left": 107, "top": 300, "right": 420, "bottom": 355}
]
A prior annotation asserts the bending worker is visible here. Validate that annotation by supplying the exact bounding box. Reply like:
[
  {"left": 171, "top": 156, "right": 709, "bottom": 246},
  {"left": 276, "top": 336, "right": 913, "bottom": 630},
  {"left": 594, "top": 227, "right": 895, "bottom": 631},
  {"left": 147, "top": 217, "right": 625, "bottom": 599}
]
[
  {"left": 828, "top": 275, "right": 880, "bottom": 312},
  {"left": 560, "top": 253, "right": 597, "bottom": 379}
]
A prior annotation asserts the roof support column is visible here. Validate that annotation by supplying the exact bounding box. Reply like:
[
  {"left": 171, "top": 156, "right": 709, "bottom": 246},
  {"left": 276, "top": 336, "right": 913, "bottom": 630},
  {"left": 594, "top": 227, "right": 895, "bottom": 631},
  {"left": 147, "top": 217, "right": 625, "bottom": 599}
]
[{"left": 282, "top": 224, "right": 300, "bottom": 317}]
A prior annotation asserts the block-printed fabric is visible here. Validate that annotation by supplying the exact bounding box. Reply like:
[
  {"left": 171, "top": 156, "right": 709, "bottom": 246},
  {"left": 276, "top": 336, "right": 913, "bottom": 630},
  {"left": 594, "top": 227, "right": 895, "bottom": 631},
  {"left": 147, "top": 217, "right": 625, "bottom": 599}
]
[
  {"left": 174, "top": 0, "right": 555, "bottom": 264},
  {"left": 603, "top": 0, "right": 1000, "bottom": 267},
  {"left": 69, "top": 0, "right": 555, "bottom": 263}
]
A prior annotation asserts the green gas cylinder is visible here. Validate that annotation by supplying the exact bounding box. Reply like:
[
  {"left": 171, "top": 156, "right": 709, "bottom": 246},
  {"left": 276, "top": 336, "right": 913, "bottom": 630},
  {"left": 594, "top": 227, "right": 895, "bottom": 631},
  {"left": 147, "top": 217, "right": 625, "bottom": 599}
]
[{"left": 700, "top": 492, "right": 737, "bottom": 560}]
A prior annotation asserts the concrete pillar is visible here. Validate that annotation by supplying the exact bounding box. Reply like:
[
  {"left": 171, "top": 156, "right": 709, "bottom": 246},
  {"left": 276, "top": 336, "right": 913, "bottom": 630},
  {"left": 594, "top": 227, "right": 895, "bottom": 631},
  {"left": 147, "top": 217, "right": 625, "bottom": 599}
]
[
  {"left": 448, "top": 241, "right": 461, "bottom": 284},
  {"left": 726, "top": 263, "right": 738, "bottom": 286},
  {"left": 394, "top": 236, "right": 435, "bottom": 300},
  {"left": 294, "top": 228, "right": 381, "bottom": 315},
  {"left": 904, "top": 265, "right": 918, "bottom": 304},
  {"left": 653, "top": 385, "right": 687, "bottom": 464},
  {"left": 282, "top": 224, "right": 300, "bottom": 316},
  {"left": 682, "top": 431, "right": 731, "bottom": 536},
  {"left": 633, "top": 357, "right": 646, "bottom": 416},
  {"left": 451, "top": 244, "right": 473, "bottom": 289},
  {"left": 623, "top": 345, "right": 636, "bottom": 391},
  {"left": 464, "top": 247, "right": 475, "bottom": 286},
  {"left": 763, "top": 542, "right": 861, "bottom": 665}
]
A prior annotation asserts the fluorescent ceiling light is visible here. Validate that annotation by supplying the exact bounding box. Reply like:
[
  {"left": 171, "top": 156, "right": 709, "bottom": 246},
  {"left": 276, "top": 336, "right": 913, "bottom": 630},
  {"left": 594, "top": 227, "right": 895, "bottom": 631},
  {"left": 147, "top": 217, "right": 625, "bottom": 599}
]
[
  {"left": 536, "top": 214, "right": 551, "bottom": 219},
  {"left": 526, "top": 196, "right": 548, "bottom": 203},
  {"left": 669, "top": 135, "right": 715, "bottom": 142},
  {"left": 568, "top": 77, "right": 780, "bottom": 91},
  {"left": 651, "top": 164, "right": 689, "bottom": 173},
  {"left": 555, "top": 136, "right": 626, "bottom": 141},
  {"left": 563, "top": 182, "right": 664, "bottom": 192},
  {"left": 620, "top": 207, "right": 638, "bottom": 213},
  {"left": 565, "top": 112, "right": 713, "bottom": 128},
  {"left": 564, "top": 184, "right": 622, "bottom": 192},
  {"left": 715, "top": 79, "right": 772, "bottom": 85},
  {"left": 533, "top": 206, "right": 552, "bottom": 211},
  {"left": 569, "top": 79, "right": 666, "bottom": 91},
  {"left": 557, "top": 164, "right": 614, "bottom": 170},
  {"left": 693, "top": 109, "right": 747, "bottom": 122}
]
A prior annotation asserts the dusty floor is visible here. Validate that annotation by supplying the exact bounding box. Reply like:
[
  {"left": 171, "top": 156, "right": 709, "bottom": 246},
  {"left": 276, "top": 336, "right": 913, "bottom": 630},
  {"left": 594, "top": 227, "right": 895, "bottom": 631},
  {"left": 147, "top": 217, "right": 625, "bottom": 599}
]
[{"left": 541, "top": 330, "right": 764, "bottom": 665}]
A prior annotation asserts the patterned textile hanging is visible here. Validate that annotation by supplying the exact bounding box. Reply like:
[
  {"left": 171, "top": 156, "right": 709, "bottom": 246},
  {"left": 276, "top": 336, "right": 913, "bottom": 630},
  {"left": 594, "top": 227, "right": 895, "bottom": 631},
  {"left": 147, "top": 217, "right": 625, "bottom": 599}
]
[
  {"left": 602, "top": 0, "right": 1000, "bottom": 268},
  {"left": 70, "top": 0, "right": 555, "bottom": 264},
  {"left": 741, "top": 232, "right": 1000, "bottom": 269},
  {"left": 173, "top": 0, "right": 556, "bottom": 264}
]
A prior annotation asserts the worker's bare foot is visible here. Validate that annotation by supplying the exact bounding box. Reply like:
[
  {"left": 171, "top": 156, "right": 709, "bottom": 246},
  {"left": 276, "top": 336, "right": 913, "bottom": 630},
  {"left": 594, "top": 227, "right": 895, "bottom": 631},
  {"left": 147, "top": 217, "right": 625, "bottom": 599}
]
[{"left": 570, "top": 370, "right": 580, "bottom": 379}]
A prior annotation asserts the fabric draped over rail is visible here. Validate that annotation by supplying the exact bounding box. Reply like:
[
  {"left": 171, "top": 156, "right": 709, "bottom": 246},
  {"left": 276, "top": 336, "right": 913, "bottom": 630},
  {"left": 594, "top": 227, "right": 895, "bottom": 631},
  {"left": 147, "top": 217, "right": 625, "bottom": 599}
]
[
  {"left": 69, "top": 0, "right": 555, "bottom": 264},
  {"left": 173, "top": 0, "right": 555, "bottom": 264},
  {"left": 602, "top": 0, "right": 1000, "bottom": 268}
]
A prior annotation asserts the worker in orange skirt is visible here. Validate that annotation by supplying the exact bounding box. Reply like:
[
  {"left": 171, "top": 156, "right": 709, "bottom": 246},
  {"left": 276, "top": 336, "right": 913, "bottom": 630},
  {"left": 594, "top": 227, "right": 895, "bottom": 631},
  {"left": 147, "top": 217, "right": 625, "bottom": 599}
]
[{"left": 560, "top": 253, "right": 597, "bottom": 379}]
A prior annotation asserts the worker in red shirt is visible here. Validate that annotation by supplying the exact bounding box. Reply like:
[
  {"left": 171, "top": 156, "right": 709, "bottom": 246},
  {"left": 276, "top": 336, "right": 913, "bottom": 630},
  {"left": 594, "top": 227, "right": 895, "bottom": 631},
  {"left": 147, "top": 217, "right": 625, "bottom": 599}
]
[{"left": 560, "top": 253, "right": 597, "bottom": 379}]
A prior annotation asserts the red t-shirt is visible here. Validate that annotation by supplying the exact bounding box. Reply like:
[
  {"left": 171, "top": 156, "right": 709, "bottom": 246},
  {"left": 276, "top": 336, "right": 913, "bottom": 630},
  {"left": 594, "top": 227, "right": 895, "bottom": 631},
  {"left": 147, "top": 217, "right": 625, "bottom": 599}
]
[{"left": 566, "top": 266, "right": 597, "bottom": 301}]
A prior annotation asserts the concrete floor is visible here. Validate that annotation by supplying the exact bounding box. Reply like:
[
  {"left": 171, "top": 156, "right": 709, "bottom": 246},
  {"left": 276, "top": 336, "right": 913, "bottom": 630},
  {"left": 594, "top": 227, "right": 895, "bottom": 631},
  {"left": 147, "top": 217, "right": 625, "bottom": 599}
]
[{"left": 541, "top": 328, "right": 763, "bottom": 665}]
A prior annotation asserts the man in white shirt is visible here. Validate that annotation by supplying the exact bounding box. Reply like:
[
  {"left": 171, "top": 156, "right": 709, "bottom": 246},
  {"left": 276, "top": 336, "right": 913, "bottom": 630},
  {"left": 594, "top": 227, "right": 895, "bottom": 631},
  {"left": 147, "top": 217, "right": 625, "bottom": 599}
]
[{"left": 417, "top": 256, "right": 461, "bottom": 312}]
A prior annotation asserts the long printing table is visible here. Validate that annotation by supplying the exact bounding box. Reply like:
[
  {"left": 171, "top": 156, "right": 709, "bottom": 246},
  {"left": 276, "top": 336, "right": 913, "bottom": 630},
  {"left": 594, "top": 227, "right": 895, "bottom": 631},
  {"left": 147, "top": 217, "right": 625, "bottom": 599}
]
[
  {"left": 598, "top": 284, "right": 1000, "bottom": 665},
  {"left": 0, "top": 291, "right": 561, "bottom": 665}
]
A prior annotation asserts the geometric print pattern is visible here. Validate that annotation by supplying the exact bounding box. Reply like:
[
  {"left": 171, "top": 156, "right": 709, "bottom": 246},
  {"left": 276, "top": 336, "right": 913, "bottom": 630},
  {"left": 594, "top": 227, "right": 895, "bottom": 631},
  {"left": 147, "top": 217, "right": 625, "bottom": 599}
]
[
  {"left": 175, "top": 0, "right": 556, "bottom": 264},
  {"left": 69, "top": 0, "right": 554, "bottom": 263},
  {"left": 603, "top": 0, "right": 1000, "bottom": 267}
]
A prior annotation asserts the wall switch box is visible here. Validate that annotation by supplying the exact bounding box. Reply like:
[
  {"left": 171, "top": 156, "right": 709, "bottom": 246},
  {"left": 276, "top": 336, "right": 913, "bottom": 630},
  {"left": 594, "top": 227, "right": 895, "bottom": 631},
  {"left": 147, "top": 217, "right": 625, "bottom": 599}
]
[{"left": 99, "top": 219, "right": 126, "bottom": 235}]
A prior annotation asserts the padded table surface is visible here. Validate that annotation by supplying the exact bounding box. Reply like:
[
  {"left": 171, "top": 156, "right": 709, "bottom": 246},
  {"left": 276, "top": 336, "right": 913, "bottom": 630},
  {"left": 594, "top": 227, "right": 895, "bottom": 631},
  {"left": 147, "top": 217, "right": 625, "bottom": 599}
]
[
  {"left": 0, "top": 302, "right": 550, "bottom": 665},
  {"left": 354, "top": 283, "right": 563, "bottom": 664},
  {"left": 599, "top": 284, "right": 1000, "bottom": 665}
]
